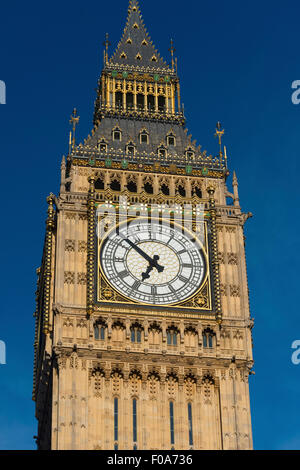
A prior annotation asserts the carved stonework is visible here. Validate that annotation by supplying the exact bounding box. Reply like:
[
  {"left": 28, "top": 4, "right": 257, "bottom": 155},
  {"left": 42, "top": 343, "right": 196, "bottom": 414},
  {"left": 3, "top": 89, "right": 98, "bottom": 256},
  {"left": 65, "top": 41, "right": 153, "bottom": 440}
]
[
  {"left": 220, "top": 283, "right": 227, "bottom": 296},
  {"left": 230, "top": 285, "right": 241, "bottom": 297},
  {"left": 78, "top": 241, "right": 87, "bottom": 253},
  {"left": 64, "top": 271, "right": 75, "bottom": 284},
  {"left": 218, "top": 252, "right": 225, "bottom": 264},
  {"left": 77, "top": 272, "right": 87, "bottom": 285},
  {"left": 228, "top": 253, "right": 238, "bottom": 265},
  {"left": 70, "top": 352, "right": 79, "bottom": 369},
  {"left": 65, "top": 212, "right": 77, "bottom": 221},
  {"left": 65, "top": 239, "right": 75, "bottom": 252}
]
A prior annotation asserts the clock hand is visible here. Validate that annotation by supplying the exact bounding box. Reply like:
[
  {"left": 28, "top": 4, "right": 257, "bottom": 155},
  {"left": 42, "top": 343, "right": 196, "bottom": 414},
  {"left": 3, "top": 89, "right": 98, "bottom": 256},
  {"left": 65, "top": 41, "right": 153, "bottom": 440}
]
[
  {"left": 120, "top": 235, "right": 164, "bottom": 273},
  {"left": 142, "top": 264, "right": 154, "bottom": 281}
]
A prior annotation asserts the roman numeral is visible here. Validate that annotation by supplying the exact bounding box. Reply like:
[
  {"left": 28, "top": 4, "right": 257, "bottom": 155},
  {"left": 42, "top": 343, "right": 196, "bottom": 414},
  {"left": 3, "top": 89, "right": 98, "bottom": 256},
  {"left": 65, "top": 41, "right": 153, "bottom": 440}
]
[
  {"left": 118, "top": 270, "right": 129, "bottom": 279},
  {"left": 132, "top": 280, "right": 142, "bottom": 291}
]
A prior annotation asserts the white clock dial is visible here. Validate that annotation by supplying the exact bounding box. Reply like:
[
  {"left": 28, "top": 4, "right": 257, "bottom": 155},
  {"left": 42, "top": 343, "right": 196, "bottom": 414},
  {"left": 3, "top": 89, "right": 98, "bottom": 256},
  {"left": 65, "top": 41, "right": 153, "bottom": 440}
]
[{"left": 99, "top": 219, "right": 206, "bottom": 306}]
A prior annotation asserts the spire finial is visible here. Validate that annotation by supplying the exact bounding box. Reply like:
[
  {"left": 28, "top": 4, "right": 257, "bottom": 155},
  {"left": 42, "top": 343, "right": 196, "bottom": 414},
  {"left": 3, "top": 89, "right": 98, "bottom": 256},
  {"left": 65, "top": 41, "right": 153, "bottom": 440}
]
[
  {"left": 169, "top": 38, "right": 176, "bottom": 72},
  {"left": 69, "top": 108, "right": 80, "bottom": 153},
  {"left": 214, "top": 122, "right": 225, "bottom": 156},
  {"left": 103, "top": 33, "right": 111, "bottom": 65}
]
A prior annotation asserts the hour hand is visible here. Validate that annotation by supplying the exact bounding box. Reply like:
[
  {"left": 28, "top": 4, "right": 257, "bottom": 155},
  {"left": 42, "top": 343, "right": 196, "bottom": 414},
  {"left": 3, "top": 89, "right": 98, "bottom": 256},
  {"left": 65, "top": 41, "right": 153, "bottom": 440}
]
[{"left": 142, "top": 265, "right": 154, "bottom": 281}]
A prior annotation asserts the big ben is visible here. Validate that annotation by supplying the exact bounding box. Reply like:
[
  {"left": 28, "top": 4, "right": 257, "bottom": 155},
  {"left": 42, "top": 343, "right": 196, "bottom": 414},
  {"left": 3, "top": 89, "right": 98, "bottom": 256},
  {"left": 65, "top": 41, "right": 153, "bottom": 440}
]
[{"left": 33, "top": 0, "right": 254, "bottom": 450}]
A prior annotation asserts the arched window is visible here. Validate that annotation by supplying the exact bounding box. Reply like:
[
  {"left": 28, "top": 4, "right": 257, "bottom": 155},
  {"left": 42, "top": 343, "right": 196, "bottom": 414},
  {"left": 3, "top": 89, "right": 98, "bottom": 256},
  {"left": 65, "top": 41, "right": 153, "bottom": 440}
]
[
  {"left": 144, "top": 182, "right": 153, "bottom": 194},
  {"left": 161, "top": 183, "right": 170, "bottom": 196},
  {"left": 147, "top": 95, "right": 155, "bottom": 111},
  {"left": 95, "top": 178, "right": 104, "bottom": 190},
  {"left": 133, "top": 399, "right": 137, "bottom": 446},
  {"left": 127, "top": 180, "right": 137, "bottom": 193},
  {"left": 188, "top": 403, "right": 193, "bottom": 447},
  {"left": 192, "top": 186, "right": 202, "bottom": 199},
  {"left": 94, "top": 323, "right": 106, "bottom": 341},
  {"left": 177, "top": 185, "right": 186, "bottom": 197},
  {"left": 158, "top": 146, "right": 167, "bottom": 158},
  {"left": 167, "top": 134, "right": 176, "bottom": 146},
  {"left": 167, "top": 327, "right": 178, "bottom": 346},
  {"left": 158, "top": 96, "right": 166, "bottom": 111},
  {"left": 126, "top": 92, "right": 134, "bottom": 109},
  {"left": 115, "top": 92, "right": 123, "bottom": 108},
  {"left": 98, "top": 140, "right": 107, "bottom": 152},
  {"left": 131, "top": 324, "right": 143, "bottom": 343},
  {"left": 140, "top": 131, "right": 149, "bottom": 144},
  {"left": 186, "top": 148, "right": 195, "bottom": 159},
  {"left": 137, "top": 93, "right": 144, "bottom": 110},
  {"left": 203, "top": 329, "right": 215, "bottom": 349},
  {"left": 169, "top": 401, "right": 175, "bottom": 446},
  {"left": 114, "top": 398, "right": 119, "bottom": 448},
  {"left": 126, "top": 142, "right": 136, "bottom": 156},
  {"left": 110, "top": 179, "right": 121, "bottom": 192},
  {"left": 113, "top": 128, "right": 122, "bottom": 141}
]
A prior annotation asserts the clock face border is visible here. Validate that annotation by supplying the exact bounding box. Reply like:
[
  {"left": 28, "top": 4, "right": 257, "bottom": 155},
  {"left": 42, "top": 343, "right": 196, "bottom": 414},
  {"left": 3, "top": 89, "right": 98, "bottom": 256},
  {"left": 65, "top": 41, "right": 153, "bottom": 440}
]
[{"left": 96, "top": 216, "right": 213, "bottom": 309}]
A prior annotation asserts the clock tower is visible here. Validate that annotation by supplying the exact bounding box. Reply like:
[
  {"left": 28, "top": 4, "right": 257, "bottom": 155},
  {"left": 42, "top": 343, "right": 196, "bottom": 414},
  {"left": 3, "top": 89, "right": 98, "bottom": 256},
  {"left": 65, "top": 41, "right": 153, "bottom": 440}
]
[{"left": 33, "top": 0, "right": 254, "bottom": 450}]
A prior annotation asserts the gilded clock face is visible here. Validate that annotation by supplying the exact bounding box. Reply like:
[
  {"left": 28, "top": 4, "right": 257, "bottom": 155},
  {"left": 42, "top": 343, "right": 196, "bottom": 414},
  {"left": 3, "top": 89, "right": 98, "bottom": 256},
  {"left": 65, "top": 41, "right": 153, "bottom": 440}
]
[{"left": 99, "top": 219, "right": 206, "bottom": 306}]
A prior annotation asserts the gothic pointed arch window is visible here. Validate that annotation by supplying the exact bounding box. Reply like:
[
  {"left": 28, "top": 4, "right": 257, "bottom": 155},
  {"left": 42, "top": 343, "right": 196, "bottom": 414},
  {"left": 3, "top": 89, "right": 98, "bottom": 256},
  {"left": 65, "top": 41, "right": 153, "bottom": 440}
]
[
  {"left": 126, "top": 141, "right": 136, "bottom": 156},
  {"left": 127, "top": 178, "right": 137, "bottom": 193},
  {"left": 176, "top": 180, "right": 186, "bottom": 198},
  {"left": 126, "top": 92, "right": 134, "bottom": 109},
  {"left": 95, "top": 177, "right": 105, "bottom": 191},
  {"left": 115, "top": 92, "right": 123, "bottom": 109},
  {"left": 110, "top": 178, "right": 121, "bottom": 192},
  {"left": 192, "top": 182, "right": 203, "bottom": 199},
  {"left": 139, "top": 129, "right": 149, "bottom": 144},
  {"left": 167, "top": 132, "right": 176, "bottom": 147},
  {"left": 147, "top": 94, "right": 155, "bottom": 111},
  {"left": 169, "top": 401, "right": 175, "bottom": 446},
  {"left": 130, "top": 322, "right": 143, "bottom": 343},
  {"left": 161, "top": 183, "right": 170, "bottom": 196},
  {"left": 158, "top": 96, "right": 166, "bottom": 111},
  {"left": 188, "top": 403, "right": 194, "bottom": 447},
  {"left": 112, "top": 127, "right": 122, "bottom": 142},
  {"left": 203, "top": 328, "right": 215, "bottom": 349},
  {"left": 158, "top": 145, "right": 167, "bottom": 158},
  {"left": 94, "top": 319, "right": 107, "bottom": 341},
  {"left": 186, "top": 147, "right": 195, "bottom": 160},
  {"left": 98, "top": 139, "right": 107, "bottom": 153},
  {"left": 167, "top": 326, "right": 179, "bottom": 346},
  {"left": 143, "top": 177, "right": 154, "bottom": 194},
  {"left": 137, "top": 93, "right": 144, "bottom": 110}
]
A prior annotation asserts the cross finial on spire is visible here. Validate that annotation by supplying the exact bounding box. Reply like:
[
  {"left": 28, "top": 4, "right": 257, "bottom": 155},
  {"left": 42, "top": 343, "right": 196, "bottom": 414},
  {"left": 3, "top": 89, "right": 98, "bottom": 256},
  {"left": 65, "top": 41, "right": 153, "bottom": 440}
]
[
  {"left": 69, "top": 108, "right": 80, "bottom": 153},
  {"left": 103, "top": 33, "right": 111, "bottom": 65},
  {"left": 169, "top": 38, "right": 176, "bottom": 72},
  {"left": 214, "top": 122, "right": 225, "bottom": 156}
]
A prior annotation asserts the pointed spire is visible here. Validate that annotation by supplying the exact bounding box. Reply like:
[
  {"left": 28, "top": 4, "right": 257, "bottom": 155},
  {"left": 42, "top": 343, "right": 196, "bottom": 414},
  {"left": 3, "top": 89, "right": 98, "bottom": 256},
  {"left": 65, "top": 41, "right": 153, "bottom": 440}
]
[
  {"left": 232, "top": 171, "right": 240, "bottom": 207},
  {"left": 108, "top": 0, "right": 172, "bottom": 73}
]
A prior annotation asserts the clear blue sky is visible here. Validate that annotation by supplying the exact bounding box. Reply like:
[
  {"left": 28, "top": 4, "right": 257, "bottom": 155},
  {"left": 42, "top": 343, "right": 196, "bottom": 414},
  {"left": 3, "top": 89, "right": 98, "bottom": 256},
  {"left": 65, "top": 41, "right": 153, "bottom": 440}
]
[{"left": 0, "top": 0, "right": 300, "bottom": 450}]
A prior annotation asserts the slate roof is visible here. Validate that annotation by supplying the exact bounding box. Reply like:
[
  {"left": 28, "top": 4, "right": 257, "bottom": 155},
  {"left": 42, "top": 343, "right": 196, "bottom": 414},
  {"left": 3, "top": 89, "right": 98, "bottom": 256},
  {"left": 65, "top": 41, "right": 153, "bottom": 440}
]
[{"left": 108, "top": 0, "right": 172, "bottom": 73}]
